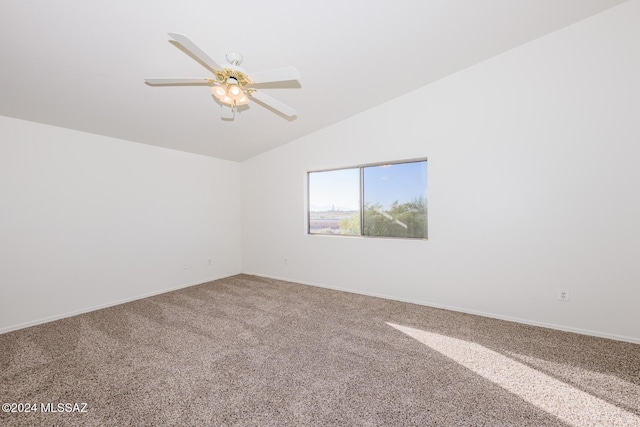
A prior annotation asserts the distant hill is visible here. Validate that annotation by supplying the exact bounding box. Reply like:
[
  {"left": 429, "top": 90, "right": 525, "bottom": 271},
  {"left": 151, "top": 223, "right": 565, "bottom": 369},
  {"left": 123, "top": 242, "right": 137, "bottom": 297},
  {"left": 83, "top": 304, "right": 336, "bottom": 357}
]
[{"left": 310, "top": 205, "right": 358, "bottom": 212}]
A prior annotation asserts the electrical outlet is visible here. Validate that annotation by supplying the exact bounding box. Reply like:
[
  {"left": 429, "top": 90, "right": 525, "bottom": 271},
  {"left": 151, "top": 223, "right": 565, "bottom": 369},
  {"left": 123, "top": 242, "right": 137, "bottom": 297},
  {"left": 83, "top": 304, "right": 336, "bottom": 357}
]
[
  {"left": 284, "top": 257, "right": 288, "bottom": 265},
  {"left": 558, "top": 289, "right": 570, "bottom": 302},
  {"left": 182, "top": 264, "right": 188, "bottom": 270},
  {"left": 208, "top": 258, "right": 212, "bottom": 265}
]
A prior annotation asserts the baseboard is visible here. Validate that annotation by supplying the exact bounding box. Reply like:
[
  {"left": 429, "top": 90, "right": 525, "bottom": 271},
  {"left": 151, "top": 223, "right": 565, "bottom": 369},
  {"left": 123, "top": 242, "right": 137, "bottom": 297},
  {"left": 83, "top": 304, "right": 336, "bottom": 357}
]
[
  {"left": 0, "top": 273, "right": 236, "bottom": 335},
  {"left": 243, "top": 272, "right": 640, "bottom": 345}
]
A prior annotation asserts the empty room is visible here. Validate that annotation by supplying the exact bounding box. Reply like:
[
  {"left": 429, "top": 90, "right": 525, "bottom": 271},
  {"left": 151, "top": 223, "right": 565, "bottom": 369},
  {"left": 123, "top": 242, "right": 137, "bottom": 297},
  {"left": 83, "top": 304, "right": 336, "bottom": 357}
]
[{"left": 1, "top": 0, "right": 639, "bottom": 426}]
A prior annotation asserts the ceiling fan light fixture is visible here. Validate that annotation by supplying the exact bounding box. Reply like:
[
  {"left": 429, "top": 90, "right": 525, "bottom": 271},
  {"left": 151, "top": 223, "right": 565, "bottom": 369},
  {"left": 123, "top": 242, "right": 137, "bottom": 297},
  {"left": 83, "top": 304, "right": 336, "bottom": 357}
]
[
  {"left": 211, "top": 85, "right": 227, "bottom": 99},
  {"left": 228, "top": 84, "right": 243, "bottom": 100},
  {"left": 236, "top": 94, "right": 249, "bottom": 105}
]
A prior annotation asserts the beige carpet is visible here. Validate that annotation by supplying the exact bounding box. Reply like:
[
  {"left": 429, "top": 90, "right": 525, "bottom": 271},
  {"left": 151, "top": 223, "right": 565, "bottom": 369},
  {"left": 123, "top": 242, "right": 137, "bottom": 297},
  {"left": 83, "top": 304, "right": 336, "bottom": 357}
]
[{"left": 1, "top": 274, "right": 639, "bottom": 426}]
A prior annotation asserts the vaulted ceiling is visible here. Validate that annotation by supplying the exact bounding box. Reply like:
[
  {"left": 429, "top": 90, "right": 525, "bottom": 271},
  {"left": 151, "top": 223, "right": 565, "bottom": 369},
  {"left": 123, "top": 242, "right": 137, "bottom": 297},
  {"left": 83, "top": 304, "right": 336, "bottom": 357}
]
[{"left": 0, "top": 0, "right": 628, "bottom": 161}]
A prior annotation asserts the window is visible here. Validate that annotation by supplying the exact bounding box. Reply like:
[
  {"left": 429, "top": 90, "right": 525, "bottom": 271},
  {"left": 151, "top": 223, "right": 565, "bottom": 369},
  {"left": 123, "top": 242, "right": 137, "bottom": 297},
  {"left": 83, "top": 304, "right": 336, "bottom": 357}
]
[{"left": 308, "top": 159, "right": 427, "bottom": 239}]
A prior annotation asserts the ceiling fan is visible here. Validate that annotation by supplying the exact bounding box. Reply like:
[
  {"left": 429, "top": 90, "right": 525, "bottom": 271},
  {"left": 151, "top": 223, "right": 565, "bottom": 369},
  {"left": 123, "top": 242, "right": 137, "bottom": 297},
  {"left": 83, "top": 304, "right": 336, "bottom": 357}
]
[{"left": 145, "top": 33, "right": 301, "bottom": 120}]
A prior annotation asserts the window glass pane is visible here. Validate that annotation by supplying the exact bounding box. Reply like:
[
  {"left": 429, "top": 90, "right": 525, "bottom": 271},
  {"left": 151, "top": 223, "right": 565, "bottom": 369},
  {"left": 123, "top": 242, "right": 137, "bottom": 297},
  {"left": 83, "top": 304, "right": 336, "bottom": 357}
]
[
  {"left": 362, "top": 161, "right": 427, "bottom": 238},
  {"left": 308, "top": 168, "right": 360, "bottom": 235}
]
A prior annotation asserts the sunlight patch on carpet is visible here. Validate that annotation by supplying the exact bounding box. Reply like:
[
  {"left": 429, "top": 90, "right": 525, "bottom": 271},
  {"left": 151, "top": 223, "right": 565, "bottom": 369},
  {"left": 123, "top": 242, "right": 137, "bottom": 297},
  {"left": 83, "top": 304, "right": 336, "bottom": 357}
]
[
  {"left": 505, "top": 350, "right": 640, "bottom": 412},
  {"left": 387, "top": 323, "right": 640, "bottom": 427}
]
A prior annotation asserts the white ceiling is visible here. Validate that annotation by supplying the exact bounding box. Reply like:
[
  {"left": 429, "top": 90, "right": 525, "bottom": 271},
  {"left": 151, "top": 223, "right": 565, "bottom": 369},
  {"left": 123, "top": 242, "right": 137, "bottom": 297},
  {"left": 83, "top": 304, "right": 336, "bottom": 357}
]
[{"left": 0, "top": 0, "right": 628, "bottom": 162}]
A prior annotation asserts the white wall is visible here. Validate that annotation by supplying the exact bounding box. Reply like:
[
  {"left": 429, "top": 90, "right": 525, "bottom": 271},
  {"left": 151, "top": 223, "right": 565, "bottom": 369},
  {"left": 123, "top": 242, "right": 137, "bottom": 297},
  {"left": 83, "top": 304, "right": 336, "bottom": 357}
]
[
  {"left": 0, "top": 116, "right": 242, "bottom": 332},
  {"left": 242, "top": 1, "right": 640, "bottom": 343}
]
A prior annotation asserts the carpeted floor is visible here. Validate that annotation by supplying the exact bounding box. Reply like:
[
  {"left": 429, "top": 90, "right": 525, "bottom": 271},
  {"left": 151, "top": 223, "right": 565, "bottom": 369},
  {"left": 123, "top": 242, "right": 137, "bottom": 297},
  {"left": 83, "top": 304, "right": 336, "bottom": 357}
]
[{"left": 1, "top": 274, "right": 639, "bottom": 426}]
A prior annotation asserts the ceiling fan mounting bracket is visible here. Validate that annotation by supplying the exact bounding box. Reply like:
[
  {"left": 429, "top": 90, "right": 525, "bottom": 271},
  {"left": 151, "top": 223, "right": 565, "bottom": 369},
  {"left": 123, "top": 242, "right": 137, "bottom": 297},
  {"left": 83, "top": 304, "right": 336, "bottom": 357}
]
[{"left": 225, "top": 51, "right": 243, "bottom": 66}]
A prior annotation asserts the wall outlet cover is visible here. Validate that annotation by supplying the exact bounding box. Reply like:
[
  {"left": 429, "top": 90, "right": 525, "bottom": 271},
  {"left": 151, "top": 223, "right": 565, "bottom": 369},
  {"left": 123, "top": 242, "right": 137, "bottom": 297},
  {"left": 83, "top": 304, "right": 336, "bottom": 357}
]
[{"left": 558, "top": 289, "right": 570, "bottom": 301}]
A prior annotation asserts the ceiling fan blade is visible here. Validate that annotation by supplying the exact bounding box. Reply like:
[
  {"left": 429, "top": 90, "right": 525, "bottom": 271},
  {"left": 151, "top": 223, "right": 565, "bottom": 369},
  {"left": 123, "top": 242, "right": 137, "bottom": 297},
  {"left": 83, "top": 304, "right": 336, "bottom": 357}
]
[
  {"left": 248, "top": 67, "right": 301, "bottom": 84},
  {"left": 249, "top": 91, "right": 297, "bottom": 117},
  {"left": 168, "top": 33, "right": 224, "bottom": 74},
  {"left": 145, "top": 78, "right": 213, "bottom": 85},
  {"left": 220, "top": 105, "right": 235, "bottom": 120}
]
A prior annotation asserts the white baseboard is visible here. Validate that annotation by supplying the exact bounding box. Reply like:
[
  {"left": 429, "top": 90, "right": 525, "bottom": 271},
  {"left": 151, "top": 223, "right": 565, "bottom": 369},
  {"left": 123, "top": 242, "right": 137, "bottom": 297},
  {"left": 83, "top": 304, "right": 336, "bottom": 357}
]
[
  {"left": 243, "top": 272, "right": 640, "bottom": 345},
  {"left": 6, "top": 271, "right": 638, "bottom": 345},
  {"left": 0, "top": 274, "right": 235, "bottom": 335}
]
